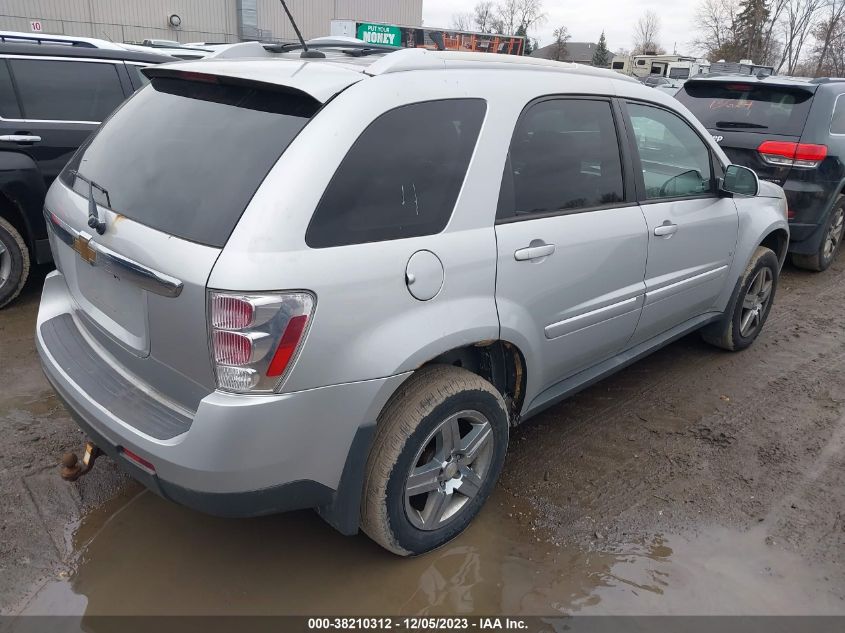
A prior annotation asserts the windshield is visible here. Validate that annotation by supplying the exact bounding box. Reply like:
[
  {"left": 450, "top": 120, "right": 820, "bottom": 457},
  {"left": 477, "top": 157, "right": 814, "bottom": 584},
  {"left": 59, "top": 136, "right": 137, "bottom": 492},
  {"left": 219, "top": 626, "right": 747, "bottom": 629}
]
[
  {"left": 677, "top": 81, "right": 814, "bottom": 136},
  {"left": 61, "top": 76, "right": 319, "bottom": 247}
]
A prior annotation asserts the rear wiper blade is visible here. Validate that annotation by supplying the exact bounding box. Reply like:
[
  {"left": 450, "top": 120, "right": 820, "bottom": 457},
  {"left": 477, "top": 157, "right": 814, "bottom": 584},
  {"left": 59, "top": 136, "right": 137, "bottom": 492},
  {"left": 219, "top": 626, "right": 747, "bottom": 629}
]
[
  {"left": 715, "top": 121, "right": 768, "bottom": 129},
  {"left": 341, "top": 47, "right": 390, "bottom": 57},
  {"left": 69, "top": 170, "right": 109, "bottom": 235}
]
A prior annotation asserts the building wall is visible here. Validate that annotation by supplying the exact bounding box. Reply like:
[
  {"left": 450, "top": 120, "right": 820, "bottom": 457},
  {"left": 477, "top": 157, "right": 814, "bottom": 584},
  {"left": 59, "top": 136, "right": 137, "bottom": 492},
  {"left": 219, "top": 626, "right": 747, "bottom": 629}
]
[
  {"left": 255, "top": 0, "right": 423, "bottom": 41},
  {"left": 0, "top": 0, "right": 422, "bottom": 44}
]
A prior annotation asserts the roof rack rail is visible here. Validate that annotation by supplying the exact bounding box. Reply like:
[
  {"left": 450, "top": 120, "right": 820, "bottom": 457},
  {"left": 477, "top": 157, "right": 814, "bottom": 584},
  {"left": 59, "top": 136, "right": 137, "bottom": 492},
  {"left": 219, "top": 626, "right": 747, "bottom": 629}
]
[
  {"left": 365, "top": 48, "right": 635, "bottom": 82},
  {"left": 810, "top": 77, "right": 845, "bottom": 84},
  {"left": 0, "top": 33, "right": 97, "bottom": 48}
]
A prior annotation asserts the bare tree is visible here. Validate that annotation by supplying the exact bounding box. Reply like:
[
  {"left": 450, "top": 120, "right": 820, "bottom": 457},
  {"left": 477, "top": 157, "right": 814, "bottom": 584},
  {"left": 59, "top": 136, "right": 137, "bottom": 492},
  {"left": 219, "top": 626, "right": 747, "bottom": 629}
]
[
  {"left": 473, "top": 1, "right": 497, "bottom": 33},
  {"left": 492, "top": 0, "right": 547, "bottom": 36},
  {"left": 633, "top": 10, "right": 664, "bottom": 54},
  {"left": 693, "top": 0, "right": 742, "bottom": 59},
  {"left": 549, "top": 25, "right": 571, "bottom": 61},
  {"left": 760, "top": 0, "right": 789, "bottom": 65},
  {"left": 451, "top": 12, "right": 473, "bottom": 31},
  {"left": 814, "top": 0, "right": 845, "bottom": 75},
  {"left": 777, "top": 0, "right": 824, "bottom": 74}
]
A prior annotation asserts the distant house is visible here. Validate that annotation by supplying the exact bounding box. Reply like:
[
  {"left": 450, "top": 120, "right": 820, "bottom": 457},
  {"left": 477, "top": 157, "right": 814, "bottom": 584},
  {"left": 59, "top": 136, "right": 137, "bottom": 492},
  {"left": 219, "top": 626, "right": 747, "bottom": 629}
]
[{"left": 531, "top": 41, "right": 597, "bottom": 65}]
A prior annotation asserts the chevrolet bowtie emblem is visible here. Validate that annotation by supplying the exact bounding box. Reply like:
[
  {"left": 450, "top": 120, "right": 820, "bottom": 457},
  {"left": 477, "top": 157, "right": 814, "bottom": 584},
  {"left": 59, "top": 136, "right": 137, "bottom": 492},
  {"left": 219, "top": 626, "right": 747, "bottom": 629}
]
[{"left": 73, "top": 234, "right": 97, "bottom": 264}]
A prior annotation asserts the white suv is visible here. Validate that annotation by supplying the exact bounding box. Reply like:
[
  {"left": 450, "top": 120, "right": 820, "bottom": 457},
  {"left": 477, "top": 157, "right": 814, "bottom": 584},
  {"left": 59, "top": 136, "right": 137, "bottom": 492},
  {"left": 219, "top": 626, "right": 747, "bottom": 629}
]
[{"left": 37, "top": 42, "right": 788, "bottom": 555}]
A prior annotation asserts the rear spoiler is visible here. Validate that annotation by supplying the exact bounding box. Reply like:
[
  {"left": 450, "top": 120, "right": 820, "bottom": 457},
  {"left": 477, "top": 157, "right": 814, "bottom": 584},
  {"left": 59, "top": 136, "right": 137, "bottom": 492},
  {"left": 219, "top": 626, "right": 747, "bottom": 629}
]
[
  {"left": 141, "top": 67, "right": 323, "bottom": 111},
  {"left": 141, "top": 59, "right": 366, "bottom": 103}
]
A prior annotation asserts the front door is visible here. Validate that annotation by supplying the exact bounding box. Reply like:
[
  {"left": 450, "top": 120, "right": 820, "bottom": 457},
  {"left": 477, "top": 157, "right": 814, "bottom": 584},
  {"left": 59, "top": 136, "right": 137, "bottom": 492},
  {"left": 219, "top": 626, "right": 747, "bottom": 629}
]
[
  {"left": 494, "top": 97, "right": 648, "bottom": 405},
  {"left": 622, "top": 101, "right": 739, "bottom": 345},
  {"left": 0, "top": 57, "right": 129, "bottom": 187}
]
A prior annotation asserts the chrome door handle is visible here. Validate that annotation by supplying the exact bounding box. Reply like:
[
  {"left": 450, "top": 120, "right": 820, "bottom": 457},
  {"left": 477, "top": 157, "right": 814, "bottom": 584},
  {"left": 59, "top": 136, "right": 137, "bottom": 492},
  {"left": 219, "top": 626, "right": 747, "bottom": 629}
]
[
  {"left": 654, "top": 223, "right": 678, "bottom": 237},
  {"left": 514, "top": 243, "right": 555, "bottom": 261},
  {"left": 0, "top": 134, "right": 41, "bottom": 143}
]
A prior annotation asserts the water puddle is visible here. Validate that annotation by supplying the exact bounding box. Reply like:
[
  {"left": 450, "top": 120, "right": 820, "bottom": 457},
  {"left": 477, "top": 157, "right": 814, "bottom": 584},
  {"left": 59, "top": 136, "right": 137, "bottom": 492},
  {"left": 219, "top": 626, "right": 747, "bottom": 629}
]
[{"left": 18, "top": 487, "right": 844, "bottom": 616}]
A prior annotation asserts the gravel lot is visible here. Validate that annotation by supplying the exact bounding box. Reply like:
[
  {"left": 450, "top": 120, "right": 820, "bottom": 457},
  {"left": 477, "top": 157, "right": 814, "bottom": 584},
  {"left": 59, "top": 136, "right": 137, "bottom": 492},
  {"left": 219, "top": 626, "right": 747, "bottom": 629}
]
[{"left": 1, "top": 257, "right": 844, "bottom": 615}]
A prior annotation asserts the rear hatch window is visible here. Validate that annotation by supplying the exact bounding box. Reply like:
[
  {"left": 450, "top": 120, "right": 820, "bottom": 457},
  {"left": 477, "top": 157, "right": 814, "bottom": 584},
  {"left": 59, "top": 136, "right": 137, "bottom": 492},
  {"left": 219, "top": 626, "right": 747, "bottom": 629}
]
[
  {"left": 61, "top": 75, "right": 320, "bottom": 247},
  {"left": 677, "top": 81, "right": 814, "bottom": 136}
]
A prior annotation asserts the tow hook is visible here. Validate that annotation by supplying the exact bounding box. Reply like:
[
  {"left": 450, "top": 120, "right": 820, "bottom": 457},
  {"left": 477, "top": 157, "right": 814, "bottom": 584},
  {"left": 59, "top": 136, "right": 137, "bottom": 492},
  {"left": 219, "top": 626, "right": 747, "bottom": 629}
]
[{"left": 60, "top": 441, "right": 102, "bottom": 481}]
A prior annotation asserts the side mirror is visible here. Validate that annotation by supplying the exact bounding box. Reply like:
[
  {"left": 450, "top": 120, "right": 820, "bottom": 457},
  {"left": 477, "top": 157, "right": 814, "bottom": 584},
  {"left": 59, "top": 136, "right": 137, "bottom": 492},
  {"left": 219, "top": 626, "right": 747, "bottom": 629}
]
[{"left": 721, "top": 164, "right": 759, "bottom": 197}]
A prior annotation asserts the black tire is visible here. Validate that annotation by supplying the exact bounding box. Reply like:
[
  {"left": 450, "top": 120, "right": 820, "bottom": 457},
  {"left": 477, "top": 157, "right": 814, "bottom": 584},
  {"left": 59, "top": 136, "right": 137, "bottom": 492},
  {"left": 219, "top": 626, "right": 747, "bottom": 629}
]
[
  {"left": 0, "top": 216, "right": 30, "bottom": 309},
  {"left": 792, "top": 196, "right": 845, "bottom": 272},
  {"left": 701, "top": 245, "right": 779, "bottom": 351},
  {"left": 360, "top": 365, "right": 509, "bottom": 556}
]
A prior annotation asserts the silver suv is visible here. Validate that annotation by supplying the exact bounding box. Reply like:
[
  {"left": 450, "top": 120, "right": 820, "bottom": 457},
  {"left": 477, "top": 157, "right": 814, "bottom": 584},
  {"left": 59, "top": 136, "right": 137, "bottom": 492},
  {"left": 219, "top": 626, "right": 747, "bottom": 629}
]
[{"left": 37, "top": 43, "right": 788, "bottom": 556}]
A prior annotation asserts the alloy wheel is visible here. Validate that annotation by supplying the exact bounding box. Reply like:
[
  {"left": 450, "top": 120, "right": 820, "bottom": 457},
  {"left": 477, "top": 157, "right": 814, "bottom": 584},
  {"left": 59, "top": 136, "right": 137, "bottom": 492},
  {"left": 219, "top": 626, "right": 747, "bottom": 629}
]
[
  {"left": 739, "top": 267, "right": 774, "bottom": 337},
  {"left": 0, "top": 241, "right": 10, "bottom": 289},
  {"left": 404, "top": 409, "right": 495, "bottom": 531},
  {"left": 823, "top": 206, "right": 845, "bottom": 262}
]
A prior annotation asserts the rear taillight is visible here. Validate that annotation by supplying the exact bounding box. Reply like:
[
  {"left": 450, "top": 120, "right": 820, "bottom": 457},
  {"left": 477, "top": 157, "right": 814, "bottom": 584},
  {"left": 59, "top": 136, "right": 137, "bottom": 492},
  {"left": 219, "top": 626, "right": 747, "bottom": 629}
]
[
  {"left": 758, "top": 141, "right": 827, "bottom": 169},
  {"left": 208, "top": 291, "right": 315, "bottom": 393}
]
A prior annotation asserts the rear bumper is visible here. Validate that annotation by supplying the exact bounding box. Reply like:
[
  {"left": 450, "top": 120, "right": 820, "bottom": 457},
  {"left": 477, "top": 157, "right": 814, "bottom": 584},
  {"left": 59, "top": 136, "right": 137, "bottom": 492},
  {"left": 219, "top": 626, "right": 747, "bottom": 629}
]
[
  {"left": 36, "top": 270, "right": 409, "bottom": 522},
  {"left": 783, "top": 180, "right": 840, "bottom": 254}
]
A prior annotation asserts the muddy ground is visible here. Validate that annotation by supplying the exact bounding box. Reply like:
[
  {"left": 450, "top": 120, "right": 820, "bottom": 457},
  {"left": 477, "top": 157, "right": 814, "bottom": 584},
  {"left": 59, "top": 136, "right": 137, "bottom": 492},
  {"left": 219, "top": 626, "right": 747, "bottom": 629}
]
[{"left": 1, "top": 257, "right": 844, "bottom": 616}]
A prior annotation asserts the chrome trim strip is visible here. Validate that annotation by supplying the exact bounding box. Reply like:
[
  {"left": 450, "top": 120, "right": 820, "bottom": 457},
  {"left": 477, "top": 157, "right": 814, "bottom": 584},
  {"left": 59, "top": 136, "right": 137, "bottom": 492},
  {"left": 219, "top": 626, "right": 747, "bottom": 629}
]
[
  {"left": 645, "top": 265, "right": 728, "bottom": 306},
  {"left": 44, "top": 210, "right": 183, "bottom": 298},
  {"left": 545, "top": 295, "right": 643, "bottom": 340},
  {"left": 92, "top": 242, "right": 184, "bottom": 298},
  {"left": 0, "top": 116, "right": 101, "bottom": 124},
  {"left": 46, "top": 210, "right": 75, "bottom": 247}
]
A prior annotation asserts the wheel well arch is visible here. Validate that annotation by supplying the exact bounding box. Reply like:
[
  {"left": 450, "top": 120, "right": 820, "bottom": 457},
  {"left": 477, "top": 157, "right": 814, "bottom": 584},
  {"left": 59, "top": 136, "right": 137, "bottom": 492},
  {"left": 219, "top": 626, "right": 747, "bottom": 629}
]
[
  {"left": 0, "top": 190, "right": 33, "bottom": 253},
  {"left": 420, "top": 340, "right": 527, "bottom": 424},
  {"left": 760, "top": 228, "right": 789, "bottom": 266}
]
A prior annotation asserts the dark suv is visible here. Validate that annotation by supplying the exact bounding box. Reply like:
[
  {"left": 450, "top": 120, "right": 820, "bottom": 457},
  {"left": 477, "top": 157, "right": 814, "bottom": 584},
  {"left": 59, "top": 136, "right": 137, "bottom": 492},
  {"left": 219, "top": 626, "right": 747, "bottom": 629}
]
[
  {"left": 677, "top": 76, "right": 845, "bottom": 271},
  {"left": 0, "top": 40, "right": 173, "bottom": 307}
]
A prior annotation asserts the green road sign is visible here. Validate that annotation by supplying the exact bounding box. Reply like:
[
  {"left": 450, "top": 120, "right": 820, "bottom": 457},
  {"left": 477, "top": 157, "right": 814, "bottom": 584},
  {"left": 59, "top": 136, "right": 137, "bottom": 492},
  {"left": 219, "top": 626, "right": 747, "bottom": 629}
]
[{"left": 356, "top": 22, "right": 401, "bottom": 47}]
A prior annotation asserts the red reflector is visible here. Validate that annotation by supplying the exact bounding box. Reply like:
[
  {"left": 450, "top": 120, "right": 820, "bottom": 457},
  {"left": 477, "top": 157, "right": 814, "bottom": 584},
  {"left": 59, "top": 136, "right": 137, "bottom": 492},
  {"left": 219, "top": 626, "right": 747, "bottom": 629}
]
[
  {"left": 787, "top": 209, "right": 796, "bottom": 220},
  {"left": 172, "top": 70, "right": 219, "bottom": 83},
  {"left": 122, "top": 448, "right": 155, "bottom": 472},
  {"left": 758, "top": 141, "right": 828, "bottom": 161},
  {"left": 266, "top": 315, "right": 309, "bottom": 377}
]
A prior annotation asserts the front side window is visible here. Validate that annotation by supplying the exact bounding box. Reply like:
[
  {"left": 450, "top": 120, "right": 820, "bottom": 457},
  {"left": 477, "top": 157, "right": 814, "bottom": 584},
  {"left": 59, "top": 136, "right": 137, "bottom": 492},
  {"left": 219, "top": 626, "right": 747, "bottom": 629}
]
[
  {"left": 627, "top": 103, "right": 714, "bottom": 200},
  {"left": 306, "top": 99, "right": 486, "bottom": 248},
  {"left": 500, "top": 99, "right": 624, "bottom": 218},
  {"left": 9, "top": 59, "right": 125, "bottom": 121}
]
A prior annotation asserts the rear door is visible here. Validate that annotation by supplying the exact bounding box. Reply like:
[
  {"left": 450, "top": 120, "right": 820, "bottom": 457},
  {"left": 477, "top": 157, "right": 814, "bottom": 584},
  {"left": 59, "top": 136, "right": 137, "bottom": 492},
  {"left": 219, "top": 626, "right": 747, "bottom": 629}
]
[
  {"left": 621, "top": 100, "right": 738, "bottom": 345},
  {"left": 494, "top": 97, "right": 648, "bottom": 396},
  {"left": 0, "top": 56, "right": 130, "bottom": 188},
  {"left": 676, "top": 80, "right": 816, "bottom": 186},
  {"left": 45, "top": 74, "right": 321, "bottom": 410}
]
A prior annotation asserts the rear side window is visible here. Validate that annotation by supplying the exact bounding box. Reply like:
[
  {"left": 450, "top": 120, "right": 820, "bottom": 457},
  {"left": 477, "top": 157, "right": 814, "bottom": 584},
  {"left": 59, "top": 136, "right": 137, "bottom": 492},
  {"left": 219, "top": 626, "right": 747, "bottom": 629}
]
[
  {"left": 499, "top": 99, "right": 624, "bottom": 218},
  {"left": 8, "top": 59, "right": 125, "bottom": 121},
  {"left": 0, "top": 61, "right": 21, "bottom": 118},
  {"left": 125, "top": 64, "right": 151, "bottom": 91},
  {"left": 677, "top": 81, "right": 814, "bottom": 136},
  {"left": 306, "top": 99, "right": 486, "bottom": 248},
  {"left": 62, "top": 77, "right": 319, "bottom": 247},
  {"left": 832, "top": 95, "right": 845, "bottom": 135}
]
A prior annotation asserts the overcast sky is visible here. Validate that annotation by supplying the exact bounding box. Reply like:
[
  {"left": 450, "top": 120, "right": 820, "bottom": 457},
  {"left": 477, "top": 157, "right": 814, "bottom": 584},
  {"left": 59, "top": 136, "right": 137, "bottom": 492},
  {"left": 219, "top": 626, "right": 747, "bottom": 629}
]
[{"left": 422, "top": 0, "right": 701, "bottom": 55}]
